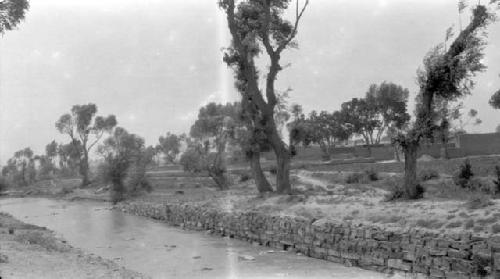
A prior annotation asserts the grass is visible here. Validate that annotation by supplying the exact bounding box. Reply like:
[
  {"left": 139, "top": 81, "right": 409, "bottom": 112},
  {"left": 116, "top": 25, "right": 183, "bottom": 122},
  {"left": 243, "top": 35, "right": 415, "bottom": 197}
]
[
  {"left": 14, "top": 231, "right": 68, "bottom": 252},
  {"left": 415, "top": 219, "right": 445, "bottom": 230},
  {"left": 419, "top": 169, "right": 440, "bottom": 181},
  {"left": 492, "top": 224, "right": 500, "bottom": 234},
  {"left": 466, "top": 195, "right": 493, "bottom": 210},
  {"left": 306, "top": 155, "right": 500, "bottom": 177},
  {"left": 445, "top": 221, "right": 462, "bottom": 228},
  {"left": 464, "top": 219, "right": 474, "bottom": 229}
]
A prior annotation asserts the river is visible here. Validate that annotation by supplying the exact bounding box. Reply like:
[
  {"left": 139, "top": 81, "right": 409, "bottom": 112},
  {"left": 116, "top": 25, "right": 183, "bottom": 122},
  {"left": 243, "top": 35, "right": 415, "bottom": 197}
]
[{"left": 0, "top": 198, "right": 386, "bottom": 279}]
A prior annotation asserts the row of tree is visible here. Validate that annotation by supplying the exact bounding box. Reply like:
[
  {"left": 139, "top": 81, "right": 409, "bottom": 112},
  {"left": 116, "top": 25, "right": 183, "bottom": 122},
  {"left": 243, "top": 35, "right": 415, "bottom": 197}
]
[{"left": 287, "top": 82, "right": 410, "bottom": 160}]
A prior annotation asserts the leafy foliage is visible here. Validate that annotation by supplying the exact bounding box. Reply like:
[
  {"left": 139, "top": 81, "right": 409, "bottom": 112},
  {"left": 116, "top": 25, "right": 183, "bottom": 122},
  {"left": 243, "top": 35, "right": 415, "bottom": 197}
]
[
  {"left": 490, "top": 89, "right": 500, "bottom": 109},
  {"left": 183, "top": 102, "right": 242, "bottom": 190},
  {"left": 0, "top": 0, "right": 29, "bottom": 34},
  {"left": 56, "top": 104, "right": 117, "bottom": 185},
  {"left": 341, "top": 82, "right": 410, "bottom": 145},
  {"left": 454, "top": 158, "right": 474, "bottom": 188},
  {"left": 393, "top": 4, "right": 494, "bottom": 199},
  {"left": 1, "top": 147, "right": 36, "bottom": 186},
  {"left": 220, "top": 0, "right": 310, "bottom": 194},
  {"left": 493, "top": 166, "right": 500, "bottom": 194},
  {"left": 157, "top": 133, "right": 182, "bottom": 163},
  {"left": 98, "top": 127, "right": 151, "bottom": 203}
]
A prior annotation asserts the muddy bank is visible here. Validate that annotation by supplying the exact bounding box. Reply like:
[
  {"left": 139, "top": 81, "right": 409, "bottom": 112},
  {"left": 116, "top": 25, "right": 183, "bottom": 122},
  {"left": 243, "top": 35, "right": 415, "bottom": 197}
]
[{"left": 0, "top": 211, "right": 146, "bottom": 279}]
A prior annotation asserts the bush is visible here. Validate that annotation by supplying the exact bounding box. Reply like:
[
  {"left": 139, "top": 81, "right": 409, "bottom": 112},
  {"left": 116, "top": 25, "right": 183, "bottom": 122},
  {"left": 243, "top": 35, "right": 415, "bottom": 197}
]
[
  {"left": 345, "top": 172, "right": 366, "bottom": 184},
  {"left": 239, "top": 173, "right": 251, "bottom": 182},
  {"left": 384, "top": 177, "right": 424, "bottom": 201},
  {"left": 454, "top": 159, "right": 474, "bottom": 188},
  {"left": 419, "top": 169, "right": 440, "bottom": 181},
  {"left": 493, "top": 166, "right": 500, "bottom": 194},
  {"left": 345, "top": 170, "right": 378, "bottom": 184},
  {"left": 364, "top": 169, "right": 379, "bottom": 181},
  {"left": 179, "top": 148, "right": 204, "bottom": 173}
]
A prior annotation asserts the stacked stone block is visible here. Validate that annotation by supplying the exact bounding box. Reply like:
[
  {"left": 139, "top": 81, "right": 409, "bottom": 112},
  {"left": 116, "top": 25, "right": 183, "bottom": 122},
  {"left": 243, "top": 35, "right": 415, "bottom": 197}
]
[{"left": 116, "top": 202, "right": 500, "bottom": 278}]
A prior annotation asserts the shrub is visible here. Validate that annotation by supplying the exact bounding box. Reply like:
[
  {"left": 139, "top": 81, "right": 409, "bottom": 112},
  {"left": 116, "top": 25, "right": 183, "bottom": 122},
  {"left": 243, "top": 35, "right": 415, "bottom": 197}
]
[
  {"left": 364, "top": 169, "right": 379, "bottom": 181},
  {"left": 468, "top": 177, "right": 497, "bottom": 195},
  {"left": 179, "top": 148, "right": 204, "bottom": 173},
  {"left": 345, "top": 172, "right": 366, "bottom": 184},
  {"left": 239, "top": 173, "right": 251, "bottom": 182},
  {"left": 493, "top": 166, "right": 500, "bottom": 194},
  {"left": 124, "top": 163, "right": 151, "bottom": 193},
  {"left": 454, "top": 158, "right": 474, "bottom": 188},
  {"left": 384, "top": 177, "right": 424, "bottom": 201},
  {"left": 419, "top": 169, "right": 440, "bottom": 181}
]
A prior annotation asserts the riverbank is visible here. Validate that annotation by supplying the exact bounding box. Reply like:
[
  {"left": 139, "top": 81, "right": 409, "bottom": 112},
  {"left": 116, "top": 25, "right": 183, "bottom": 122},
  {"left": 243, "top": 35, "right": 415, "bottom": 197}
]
[
  {"left": 5, "top": 157, "right": 500, "bottom": 278},
  {"left": 116, "top": 199, "right": 500, "bottom": 278},
  {"left": 0, "top": 211, "right": 147, "bottom": 278}
]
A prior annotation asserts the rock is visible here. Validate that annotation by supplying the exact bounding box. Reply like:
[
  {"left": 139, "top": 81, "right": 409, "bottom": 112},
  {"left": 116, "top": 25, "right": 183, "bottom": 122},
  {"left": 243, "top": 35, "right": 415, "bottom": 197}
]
[
  {"left": 201, "top": 267, "right": 213, "bottom": 271},
  {"left": 8, "top": 228, "right": 14, "bottom": 234},
  {"left": 192, "top": 256, "right": 201, "bottom": 259}
]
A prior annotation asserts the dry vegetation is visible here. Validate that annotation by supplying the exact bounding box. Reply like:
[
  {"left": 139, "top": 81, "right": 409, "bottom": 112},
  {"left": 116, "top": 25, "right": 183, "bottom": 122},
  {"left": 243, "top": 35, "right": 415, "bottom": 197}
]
[{"left": 113, "top": 155, "right": 500, "bottom": 237}]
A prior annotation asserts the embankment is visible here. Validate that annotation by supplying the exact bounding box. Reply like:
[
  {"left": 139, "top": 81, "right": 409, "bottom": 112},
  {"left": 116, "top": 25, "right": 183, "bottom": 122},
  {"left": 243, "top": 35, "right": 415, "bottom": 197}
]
[{"left": 116, "top": 201, "right": 500, "bottom": 278}]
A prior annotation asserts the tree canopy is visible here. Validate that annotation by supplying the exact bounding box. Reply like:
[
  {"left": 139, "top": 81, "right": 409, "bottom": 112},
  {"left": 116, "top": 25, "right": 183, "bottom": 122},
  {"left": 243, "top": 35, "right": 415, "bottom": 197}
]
[
  {"left": 0, "top": 0, "right": 29, "bottom": 35},
  {"left": 56, "top": 103, "right": 117, "bottom": 185}
]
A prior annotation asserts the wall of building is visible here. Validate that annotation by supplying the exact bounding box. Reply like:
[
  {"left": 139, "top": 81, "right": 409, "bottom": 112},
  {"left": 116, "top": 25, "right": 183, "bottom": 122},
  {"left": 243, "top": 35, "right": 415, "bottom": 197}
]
[{"left": 458, "top": 133, "right": 500, "bottom": 157}]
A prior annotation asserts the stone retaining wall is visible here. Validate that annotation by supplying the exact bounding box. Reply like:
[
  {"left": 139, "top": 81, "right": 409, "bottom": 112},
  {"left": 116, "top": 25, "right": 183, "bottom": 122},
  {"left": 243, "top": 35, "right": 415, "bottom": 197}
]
[{"left": 116, "top": 202, "right": 500, "bottom": 278}]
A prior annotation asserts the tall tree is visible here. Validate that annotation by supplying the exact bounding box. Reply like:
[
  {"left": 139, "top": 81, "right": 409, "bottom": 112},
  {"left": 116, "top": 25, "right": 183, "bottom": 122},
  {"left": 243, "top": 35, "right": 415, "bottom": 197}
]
[
  {"left": 55, "top": 104, "right": 117, "bottom": 186},
  {"left": 219, "top": 0, "right": 309, "bottom": 194},
  {"left": 184, "top": 102, "right": 241, "bottom": 190},
  {"left": 307, "top": 110, "right": 350, "bottom": 160},
  {"left": 394, "top": 4, "right": 495, "bottom": 199},
  {"left": 0, "top": 0, "right": 29, "bottom": 35},
  {"left": 365, "top": 82, "right": 411, "bottom": 144},
  {"left": 157, "top": 133, "right": 181, "bottom": 164},
  {"left": 339, "top": 98, "right": 379, "bottom": 145}
]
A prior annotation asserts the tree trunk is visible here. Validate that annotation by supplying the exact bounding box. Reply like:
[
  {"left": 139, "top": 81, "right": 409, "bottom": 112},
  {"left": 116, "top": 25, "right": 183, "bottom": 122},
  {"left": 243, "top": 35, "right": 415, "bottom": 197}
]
[
  {"left": 263, "top": 110, "right": 291, "bottom": 194},
  {"left": 403, "top": 142, "right": 419, "bottom": 199},
  {"left": 80, "top": 150, "right": 90, "bottom": 187},
  {"left": 394, "top": 145, "right": 401, "bottom": 162},
  {"left": 250, "top": 150, "right": 273, "bottom": 193},
  {"left": 208, "top": 168, "right": 229, "bottom": 190},
  {"left": 269, "top": 130, "right": 291, "bottom": 194}
]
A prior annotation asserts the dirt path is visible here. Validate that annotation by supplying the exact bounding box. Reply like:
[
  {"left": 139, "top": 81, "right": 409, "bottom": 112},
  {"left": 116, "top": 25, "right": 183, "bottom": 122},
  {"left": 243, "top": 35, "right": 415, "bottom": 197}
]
[{"left": 0, "top": 212, "right": 147, "bottom": 279}]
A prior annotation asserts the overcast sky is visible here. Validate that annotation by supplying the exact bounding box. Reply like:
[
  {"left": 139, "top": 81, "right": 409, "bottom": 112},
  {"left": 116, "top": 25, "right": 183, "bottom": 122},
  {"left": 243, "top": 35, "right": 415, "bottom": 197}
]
[{"left": 1, "top": 0, "right": 499, "bottom": 162}]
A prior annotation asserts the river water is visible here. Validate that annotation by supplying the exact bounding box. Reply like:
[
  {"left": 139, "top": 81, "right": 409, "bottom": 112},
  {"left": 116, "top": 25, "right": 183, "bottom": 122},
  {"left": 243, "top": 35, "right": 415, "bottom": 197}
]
[{"left": 0, "top": 198, "right": 386, "bottom": 279}]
